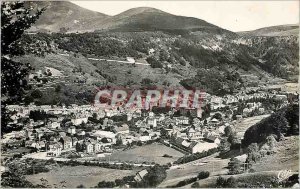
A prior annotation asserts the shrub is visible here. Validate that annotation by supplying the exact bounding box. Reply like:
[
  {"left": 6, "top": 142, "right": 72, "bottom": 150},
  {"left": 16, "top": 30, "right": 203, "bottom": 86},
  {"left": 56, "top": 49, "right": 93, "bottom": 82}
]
[
  {"left": 171, "top": 177, "right": 198, "bottom": 187},
  {"left": 31, "top": 89, "right": 43, "bottom": 98},
  {"left": 146, "top": 56, "right": 163, "bottom": 68},
  {"left": 197, "top": 171, "right": 210, "bottom": 180},
  {"left": 97, "top": 181, "right": 116, "bottom": 188},
  {"left": 162, "top": 154, "right": 173, "bottom": 158},
  {"left": 191, "top": 182, "right": 200, "bottom": 188},
  {"left": 216, "top": 176, "right": 237, "bottom": 188},
  {"left": 228, "top": 158, "right": 243, "bottom": 175}
]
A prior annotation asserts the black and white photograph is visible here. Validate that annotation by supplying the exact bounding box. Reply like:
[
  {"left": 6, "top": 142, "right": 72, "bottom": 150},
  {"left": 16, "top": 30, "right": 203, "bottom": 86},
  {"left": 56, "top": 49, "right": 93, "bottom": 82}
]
[{"left": 1, "top": 0, "right": 299, "bottom": 188}]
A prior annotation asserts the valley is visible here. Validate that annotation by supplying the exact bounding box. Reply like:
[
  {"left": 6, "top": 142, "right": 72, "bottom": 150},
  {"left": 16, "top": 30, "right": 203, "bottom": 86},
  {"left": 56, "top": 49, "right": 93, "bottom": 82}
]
[{"left": 1, "top": 1, "right": 299, "bottom": 188}]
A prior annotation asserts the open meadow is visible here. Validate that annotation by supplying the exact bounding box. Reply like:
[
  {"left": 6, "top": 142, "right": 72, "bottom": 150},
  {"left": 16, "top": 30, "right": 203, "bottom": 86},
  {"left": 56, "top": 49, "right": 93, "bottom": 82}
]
[
  {"left": 158, "top": 153, "right": 229, "bottom": 187},
  {"left": 102, "top": 143, "right": 184, "bottom": 165},
  {"left": 251, "top": 136, "right": 299, "bottom": 172},
  {"left": 25, "top": 165, "right": 136, "bottom": 188}
]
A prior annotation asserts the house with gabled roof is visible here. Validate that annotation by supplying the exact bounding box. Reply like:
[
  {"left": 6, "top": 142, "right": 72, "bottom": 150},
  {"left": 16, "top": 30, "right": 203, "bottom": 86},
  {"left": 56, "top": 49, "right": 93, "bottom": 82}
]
[{"left": 60, "top": 136, "right": 72, "bottom": 149}]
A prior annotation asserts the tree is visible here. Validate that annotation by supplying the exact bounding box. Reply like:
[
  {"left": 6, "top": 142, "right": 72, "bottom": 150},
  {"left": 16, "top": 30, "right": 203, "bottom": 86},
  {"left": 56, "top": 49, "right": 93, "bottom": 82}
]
[
  {"left": 142, "top": 165, "right": 167, "bottom": 187},
  {"left": 247, "top": 143, "right": 259, "bottom": 154},
  {"left": 216, "top": 176, "right": 227, "bottom": 188},
  {"left": 227, "top": 132, "right": 239, "bottom": 149},
  {"left": 101, "top": 138, "right": 109, "bottom": 143},
  {"left": 1, "top": 171, "right": 35, "bottom": 188},
  {"left": 219, "top": 138, "right": 230, "bottom": 152},
  {"left": 228, "top": 158, "right": 242, "bottom": 175},
  {"left": 216, "top": 176, "right": 237, "bottom": 188},
  {"left": 159, "top": 49, "right": 169, "bottom": 61},
  {"left": 137, "top": 141, "right": 143, "bottom": 146},
  {"left": 226, "top": 177, "right": 237, "bottom": 188},
  {"left": 197, "top": 171, "right": 210, "bottom": 179},
  {"left": 179, "top": 57, "right": 187, "bottom": 66},
  {"left": 266, "top": 135, "right": 277, "bottom": 150},
  {"left": 97, "top": 181, "right": 115, "bottom": 188},
  {"left": 141, "top": 78, "right": 153, "bottom": 86},
  {"left": 31, "top": 89, "right": 43, "bottom": 99},
  {"left": 55, "top": 85, "right": 62, "bottom": 93},
  {"left": 224, "top": 126, "right": 234, "bottom": 137},
  {"left": 146, "top": 56, "right": 163, "bottom": 68},
  {"left": 1, "top": 2, "right": 44, "bottom": 134},
  {"left": 115, "top": 179, "right": 125, "bottom": 187},
  {"left": 212, "top": 112, "right": 223, "bottom": 120}
]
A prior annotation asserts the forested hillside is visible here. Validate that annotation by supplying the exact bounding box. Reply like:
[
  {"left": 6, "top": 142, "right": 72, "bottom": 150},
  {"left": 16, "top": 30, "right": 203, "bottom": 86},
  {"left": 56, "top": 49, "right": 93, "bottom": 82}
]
[{"left": 19, "top": 31, "right": 299, "bottom": 86}]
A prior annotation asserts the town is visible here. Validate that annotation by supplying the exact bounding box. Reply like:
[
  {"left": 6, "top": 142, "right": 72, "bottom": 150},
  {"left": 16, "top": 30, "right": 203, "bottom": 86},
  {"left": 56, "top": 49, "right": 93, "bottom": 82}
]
[{"left": 2, "top": 79, "right": 295, "bottom": 162}]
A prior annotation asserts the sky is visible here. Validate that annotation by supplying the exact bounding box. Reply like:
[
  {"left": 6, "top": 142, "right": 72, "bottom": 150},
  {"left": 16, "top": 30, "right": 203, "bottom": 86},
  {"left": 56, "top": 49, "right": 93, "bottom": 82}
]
[{"left": 71, "top": 1, "right": 299, "bottom": 32}]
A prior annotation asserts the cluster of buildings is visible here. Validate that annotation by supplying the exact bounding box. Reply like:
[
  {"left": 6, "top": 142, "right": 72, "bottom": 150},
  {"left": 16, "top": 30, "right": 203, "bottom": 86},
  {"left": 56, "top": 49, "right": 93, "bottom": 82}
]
[{"left": 4, "top": 83, "right": 296, "bottom": 159}]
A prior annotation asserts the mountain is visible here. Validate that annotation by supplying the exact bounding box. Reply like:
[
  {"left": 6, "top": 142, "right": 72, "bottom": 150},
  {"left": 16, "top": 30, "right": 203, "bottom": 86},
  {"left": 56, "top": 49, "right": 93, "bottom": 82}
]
[
  {"left": 28, "top": 2, "right": 232, "bottom": 34},
  {"left": 96, "top": 7, "right": 230, "bottom": 34},
  {"left": 26, "top": 1, "right": 110, "bottom": 33},
  {"left": 238, "top": 24, "right": 299, "bottom": 37}
]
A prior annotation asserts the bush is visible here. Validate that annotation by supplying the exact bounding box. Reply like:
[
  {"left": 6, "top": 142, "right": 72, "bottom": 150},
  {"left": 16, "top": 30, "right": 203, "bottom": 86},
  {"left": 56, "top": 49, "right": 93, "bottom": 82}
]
[
  {"left": 171, "top": 177, "right": 198, "bottom": 187},
  {"left": 31, "top": 89, "right": 43, "bottom": 98},
  {"left": 141, "top": 164, "right": 167, "bottom": 187},
  {"left": 97, "top": 181, "right": 115, "bottom": 188},
  {"left": 146, "top": 56, "right": 163, "bottom": 68},
  {"left": 228, "top": 158, "right": 243, "bottom": 175},
  {"left": 191, "top": 182, "right": 200, "bottom": 188},
  {"left": 141, "top": 78, "right": 153, "bottom": 86},
  {"left": 216, "top": 176, "right": 237, "bottom": 188},
  {"left": 162, "top": 154, "right": 173, "bottom": 158},
  {"left": 197, "top": 171, "right": 210, "bottom": 180}
]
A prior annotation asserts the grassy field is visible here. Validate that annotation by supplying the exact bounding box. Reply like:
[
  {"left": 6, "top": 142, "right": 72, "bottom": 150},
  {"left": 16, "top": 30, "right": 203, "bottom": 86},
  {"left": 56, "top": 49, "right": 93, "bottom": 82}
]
[
  {"left": 235, "top": 114, "right": 270, "bottom": 139},
  {"left": 251, "top": 136, "right": 299, "bottom": 172},
  {"left": 25, "top": 165, "right": 136, "bottom": 188},
  {"left": 159, "top": 153, "right": 229, "bottom": 187},
  {"left": 182, "top": 171, "right": 283, "bottom": 188},
  {"left": 102, "top": 143, "right": 184, "bottom": 165}
]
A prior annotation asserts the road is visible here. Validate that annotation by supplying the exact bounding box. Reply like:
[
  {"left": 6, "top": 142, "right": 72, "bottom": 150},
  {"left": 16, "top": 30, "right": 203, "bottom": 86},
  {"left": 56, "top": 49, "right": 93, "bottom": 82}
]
[
  {"left": 58, "top": 53, "right": 151, "bottom": 66},
  {"left": 87, "top": 57, "right": 150, "bottom": 66}
]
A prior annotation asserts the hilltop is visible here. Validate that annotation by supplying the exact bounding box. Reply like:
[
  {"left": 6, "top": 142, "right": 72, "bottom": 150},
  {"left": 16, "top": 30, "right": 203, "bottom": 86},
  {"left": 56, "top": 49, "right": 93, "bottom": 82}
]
[
  {"left": 26, "top": 1, "right": 109, "bottom": 33},
  {"left": 238, "top": 24, "right": 299, "bottom": 37}
]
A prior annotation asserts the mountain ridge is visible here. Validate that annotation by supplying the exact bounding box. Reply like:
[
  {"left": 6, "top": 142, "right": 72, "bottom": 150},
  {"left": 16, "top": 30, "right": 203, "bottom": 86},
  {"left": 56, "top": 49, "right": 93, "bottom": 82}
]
[
  {"left": 27, "top": 1, "right": 231, "bottom": 34},
  {"left": 238, "top": 24, "right": 299, "bottom": 37}
]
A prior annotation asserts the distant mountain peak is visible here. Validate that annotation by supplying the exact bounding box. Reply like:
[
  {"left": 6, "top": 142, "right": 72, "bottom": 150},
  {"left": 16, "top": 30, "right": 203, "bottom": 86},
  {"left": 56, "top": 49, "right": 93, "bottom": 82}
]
[{"left": 116, "top": 7, "right": 168, "bottom": 17}]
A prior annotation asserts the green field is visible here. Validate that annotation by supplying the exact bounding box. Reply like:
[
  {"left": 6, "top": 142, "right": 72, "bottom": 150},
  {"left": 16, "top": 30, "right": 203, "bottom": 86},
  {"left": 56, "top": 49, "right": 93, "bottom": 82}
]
[
  {"left": 102, "top": 143, "right": 184, "bottom": 165},
  {"left": 25, "top": 165, "right": 136, "bottom": 188}
]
